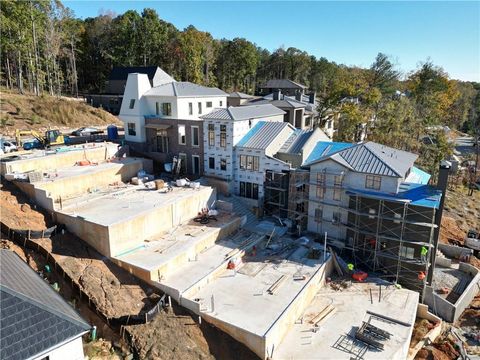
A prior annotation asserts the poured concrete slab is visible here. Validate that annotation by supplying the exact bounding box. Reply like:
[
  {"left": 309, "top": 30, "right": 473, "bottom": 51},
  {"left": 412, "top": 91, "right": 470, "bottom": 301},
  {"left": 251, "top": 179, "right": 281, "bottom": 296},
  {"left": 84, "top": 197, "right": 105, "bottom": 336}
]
[
  {"left": 112, "top": 213, "right": 244, "bottom": 283},
  {"left": 56, "top": 185, "right": 216, "bottom": 257},
  {"left": 181, "top": 243, "right": 333, "bottom": 359},
  {"left": 275, "top": 280, "right": 419, "bottom": 360},
  {"left": 14, "top": 157, "right": 148, "bottom": 211},
  {"left": 0, "top": 142, "right": 121, "bottom": 175}
]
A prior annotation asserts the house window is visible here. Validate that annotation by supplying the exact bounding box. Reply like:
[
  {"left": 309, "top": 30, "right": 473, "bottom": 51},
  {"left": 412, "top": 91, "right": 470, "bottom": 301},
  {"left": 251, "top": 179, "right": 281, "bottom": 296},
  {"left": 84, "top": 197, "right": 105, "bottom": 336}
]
[
  {"left": 333, "top": 187, "right": 342, "bottom": 201},
  {"left": 208, "top": 124, "right": 215, "bottom": 146},
  {"left": 198, "top": 102, "right": 202, "bottom": 114},
  {"left": 179, "top": 153, "right": 187, "bottom": 174},
  {"left": 156, "top": 130, "right": 168, "bottom": 153},
  {"left": 333, "top": 175, "right": 343, "bottom": 201},
  {"left": 400, "top": 245, "right": 415, "bottom": 259},
  {"left": 178, "top": 125, "right": 186, "bottom": 145},
  {"left": 206, "top": 101, "right": 212, "bottom": 108},
  {"left": 317, "top": 173, "right": 326, "bottom": 185},
  {"left": 162, "top": 103, "right": 172, "bottom": 116},
  {"left": 189, "top": 102, "right": 193, "bottom": 115},
  {"left": 220, "top": 158, "right": 227, "bottom": 171},
  {"left": 316, "top": 185, "right": 324, "bottom": 199},
  {"left": 333, "top": 212, "right": 341, "bottom": 225},
  {"left": 220, "top": 100, "right": 223, "bottom": 106},
  {"left": 191, "top": 126, "right": 199, "bottom": 147},
  {"left": 240, "top": 155, "right": 259, "bottom": 171},
  {"left": 209, "top": 157, "right": 215, "bottom": 169},
  {"left": 315, "top": 208, "right": 323, "bottom": 223},
  {"left": 240, "top": 181, "right": 259, "bottom": 200},
  {"left": 155, "top": 102, "right": 160, "bottom": 115},
  {"left": 129, "top": 99, "right": 135, "bottom": 109},
  {"left": 365, "top": 175, "right": 381, "bottom": 190},
  {"left": 220, "top": 124, "right": 227, "bottom": 148},
  {"left": 127, "top": 123, "right": 136, "bottom": 136}
]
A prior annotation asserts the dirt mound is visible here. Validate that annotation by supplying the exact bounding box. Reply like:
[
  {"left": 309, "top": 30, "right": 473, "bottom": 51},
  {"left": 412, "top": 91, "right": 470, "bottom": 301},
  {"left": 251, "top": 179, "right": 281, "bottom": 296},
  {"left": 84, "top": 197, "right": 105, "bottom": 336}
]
[
  {"left": 439, "top": 216, "right": 465, "bottom": 244},
  {"left": 411, "top": 319, "right": 434, "bottom": 347},
  {"left": 0, "top": 91, "right": 121, "bottom": 138},
  {"left": 0, "top": 183, "right": 48, "bottom": 231}
]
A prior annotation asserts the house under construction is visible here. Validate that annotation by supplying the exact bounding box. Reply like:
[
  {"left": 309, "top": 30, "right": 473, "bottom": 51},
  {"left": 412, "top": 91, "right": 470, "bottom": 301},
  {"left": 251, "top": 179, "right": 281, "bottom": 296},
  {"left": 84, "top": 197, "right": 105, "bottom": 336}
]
[{"left": 265, "top": 141, "right": 448, "bottom": 298}]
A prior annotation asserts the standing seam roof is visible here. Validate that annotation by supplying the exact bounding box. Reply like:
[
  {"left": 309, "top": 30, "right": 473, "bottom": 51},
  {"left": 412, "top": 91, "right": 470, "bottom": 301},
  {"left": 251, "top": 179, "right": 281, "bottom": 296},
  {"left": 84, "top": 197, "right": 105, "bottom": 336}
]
[{"left": 236, "top": 121, "right": 292, "bottom": 149}]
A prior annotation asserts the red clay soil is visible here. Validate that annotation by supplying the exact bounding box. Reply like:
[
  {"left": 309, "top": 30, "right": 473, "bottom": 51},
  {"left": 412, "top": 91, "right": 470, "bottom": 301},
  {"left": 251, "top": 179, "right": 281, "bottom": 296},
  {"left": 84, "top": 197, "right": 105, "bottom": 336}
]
[
  {"left": 411, "top": 319, "right": 435, "bottom": 348},
  {"left": 0, "top": 183, "right": 48, "bottom": 231},
  {"left": 439, "top": 216, "right": 465, "bottom": 245}
]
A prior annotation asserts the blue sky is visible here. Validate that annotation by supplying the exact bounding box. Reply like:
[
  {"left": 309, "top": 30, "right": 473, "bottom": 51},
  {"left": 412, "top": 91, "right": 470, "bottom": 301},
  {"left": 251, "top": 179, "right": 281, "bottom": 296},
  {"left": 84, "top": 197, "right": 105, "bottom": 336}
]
[{"left": 64, "top": 1, "right": 480, "bottom": 82}]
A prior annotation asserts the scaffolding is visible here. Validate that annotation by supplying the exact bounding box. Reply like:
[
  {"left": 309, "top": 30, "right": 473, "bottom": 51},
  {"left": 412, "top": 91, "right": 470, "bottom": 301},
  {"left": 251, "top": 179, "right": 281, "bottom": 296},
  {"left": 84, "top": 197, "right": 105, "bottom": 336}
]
[{"left": 305, "top": 168, "right": 438, "bottom": 297}]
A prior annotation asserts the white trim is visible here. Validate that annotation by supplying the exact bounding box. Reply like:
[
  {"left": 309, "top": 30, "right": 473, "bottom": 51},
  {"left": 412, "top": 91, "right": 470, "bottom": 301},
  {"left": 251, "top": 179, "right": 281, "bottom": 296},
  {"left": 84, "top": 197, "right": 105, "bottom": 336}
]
[{"left": 191, "top": 125, "right": 200, "bottom": 147}]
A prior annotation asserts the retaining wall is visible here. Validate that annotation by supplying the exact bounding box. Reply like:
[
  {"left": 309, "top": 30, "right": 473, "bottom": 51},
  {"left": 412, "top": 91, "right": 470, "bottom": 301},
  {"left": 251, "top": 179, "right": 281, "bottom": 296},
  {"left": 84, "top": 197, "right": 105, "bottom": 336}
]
[{"left": 424, "top": 263, "right": 480, "bottom": 322}]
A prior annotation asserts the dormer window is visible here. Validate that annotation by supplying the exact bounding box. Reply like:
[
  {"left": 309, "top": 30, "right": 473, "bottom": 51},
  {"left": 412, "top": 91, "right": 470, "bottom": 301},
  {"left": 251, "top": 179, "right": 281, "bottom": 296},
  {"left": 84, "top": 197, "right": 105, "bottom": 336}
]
[{"left": 366, "top": 175, "right": 381, "bottom": 190}]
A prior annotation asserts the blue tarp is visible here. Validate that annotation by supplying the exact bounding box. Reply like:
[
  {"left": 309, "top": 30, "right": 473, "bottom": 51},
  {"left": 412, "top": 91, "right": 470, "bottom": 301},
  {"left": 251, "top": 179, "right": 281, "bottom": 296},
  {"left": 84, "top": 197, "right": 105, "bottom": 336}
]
[
  {"left": 303, "top": 141, "right": 354, "bottom": 165},
  {"left": 347, "top": 182, "right": 442, "bottom": 209}
]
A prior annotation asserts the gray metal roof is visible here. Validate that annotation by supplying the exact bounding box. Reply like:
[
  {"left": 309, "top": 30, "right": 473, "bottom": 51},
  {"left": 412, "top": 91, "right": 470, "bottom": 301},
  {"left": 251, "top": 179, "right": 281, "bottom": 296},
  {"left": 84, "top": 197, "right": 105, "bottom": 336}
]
[
  {"left": 237, "top": 121, "right": 294, "bottom": 149},
  {"left": 200, "top": 104, "right": 285, "bottom": 120},
  {"left": 311, "top": 141, "right": 418, "bottom": 177},
  {"left": 0, "top": 250, "right": 91, "bottom": 360},
  {"left": 278, "top": 129, "right": 315, "bottom": 154},
  {"left": 144, "top": 81, "right": 227, "bottom": 97},
  {"left": 260, "top": 79, "right": 307, "bottom": 89},
  {"left": 247, "top": 96, "right": 306, "bottom": 109},
  {"left": 229, "top": 91, "right": 254, "bottom": 99}
]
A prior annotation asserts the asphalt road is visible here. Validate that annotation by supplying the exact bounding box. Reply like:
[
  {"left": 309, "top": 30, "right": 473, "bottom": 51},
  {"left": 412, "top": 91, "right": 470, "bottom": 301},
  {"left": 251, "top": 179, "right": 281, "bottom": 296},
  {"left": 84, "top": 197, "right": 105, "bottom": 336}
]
[{"left": 454, "top": 135, "right": 477, "bottom": 157}]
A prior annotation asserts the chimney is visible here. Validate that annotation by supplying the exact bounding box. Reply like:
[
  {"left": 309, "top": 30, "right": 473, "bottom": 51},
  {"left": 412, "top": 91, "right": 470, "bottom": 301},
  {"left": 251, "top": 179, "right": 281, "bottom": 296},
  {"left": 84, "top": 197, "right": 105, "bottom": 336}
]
[
  {"left": 309, "top": 92, "right": 316, "bottom": 104},
  {"left": 427, "top": 160, "right": 451, "bottom": 285},
  {"left": 295, "top": 92, "right": 302, "bottom": 101},
  {"left": 273, "top": 89, "right": 281, "bottom": 101}
]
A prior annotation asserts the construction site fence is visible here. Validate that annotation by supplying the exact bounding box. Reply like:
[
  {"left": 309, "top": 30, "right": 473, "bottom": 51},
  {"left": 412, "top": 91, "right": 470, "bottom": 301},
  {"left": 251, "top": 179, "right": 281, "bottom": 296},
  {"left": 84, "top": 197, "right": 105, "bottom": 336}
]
[{"left": 0, "top": 221, "right": 165, "bottom": 328}]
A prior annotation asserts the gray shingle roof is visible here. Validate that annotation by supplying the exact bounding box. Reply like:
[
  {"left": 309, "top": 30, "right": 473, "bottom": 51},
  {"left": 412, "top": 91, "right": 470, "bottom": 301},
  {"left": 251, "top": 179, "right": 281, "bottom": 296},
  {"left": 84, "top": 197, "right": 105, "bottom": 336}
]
[
  {"left": 260, "top": 79, "right": 307, "bottom": 89},
  {"left": 0, "top": 250, "right": 90, "bottom": 360},
  {"left": 200, "top": 104, "right": 285, "bottom": 120},
  {"left": 237, "top": 121, "right": 293, "bottom": 149},
  {"left": 278, "top": 129, "right": 315, "bottom": 154},
  {"left": 144, "top": 81, "right": 227, "bottom": 97},
  {"left": 311, "top": 141, "right": 418, "bottom": 177}
]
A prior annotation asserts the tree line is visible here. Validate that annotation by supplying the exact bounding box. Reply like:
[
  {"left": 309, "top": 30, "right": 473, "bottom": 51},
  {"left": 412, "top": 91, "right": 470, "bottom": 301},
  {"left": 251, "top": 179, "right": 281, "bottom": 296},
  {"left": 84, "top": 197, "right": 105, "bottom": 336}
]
[{"left": 1, "top": 1, "right": 479, "bottom": 174}]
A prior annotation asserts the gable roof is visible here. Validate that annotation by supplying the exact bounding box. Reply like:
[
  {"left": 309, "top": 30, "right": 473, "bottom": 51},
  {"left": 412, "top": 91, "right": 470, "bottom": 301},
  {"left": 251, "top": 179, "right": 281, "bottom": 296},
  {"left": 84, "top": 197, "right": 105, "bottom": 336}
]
[
  {"left": 144, "top": 81, "right": 227, "bottom": 97},
  {"left": 108, "top": 66, "right": 159, "bottom": 81},
  {"left": 0, "top": 250, "right": 90, "bottom": 360},
  {"left": 248, "top": 96, "right": 306, "bottom": 109},
  {"left": 237, "top": 121, "right": 293, "bottom": 149},
  {"left": 304, "top": 141, "right": 355, "bottom": 165},
  {"left": 200, "top": 104, "right": 285, "bottom": 120},
  {"left": 278, "top": 129, "right": 316, "bottom": 155},
  {"left": 306, "top": 141, "right": 418, "bottom": 177},
  {"left": 229, "top": 91, "right": 254, "bottom": 99},
  {"left": 260, "top": 79, "right": 307, "bottom": 89}
]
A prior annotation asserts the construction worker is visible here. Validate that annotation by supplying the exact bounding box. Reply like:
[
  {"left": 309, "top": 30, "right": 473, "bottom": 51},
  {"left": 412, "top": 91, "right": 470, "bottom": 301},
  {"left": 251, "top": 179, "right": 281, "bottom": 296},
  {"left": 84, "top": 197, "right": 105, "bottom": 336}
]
[{"left": 421, "top": 246, "right": 428, "bottom": 263}]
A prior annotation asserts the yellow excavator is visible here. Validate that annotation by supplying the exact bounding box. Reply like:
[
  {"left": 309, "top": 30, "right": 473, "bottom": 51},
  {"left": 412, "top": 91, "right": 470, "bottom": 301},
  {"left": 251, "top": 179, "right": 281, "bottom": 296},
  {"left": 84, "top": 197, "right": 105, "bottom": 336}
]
[{"left": 15, "top": 129, "right": 66, "bottom": 149}]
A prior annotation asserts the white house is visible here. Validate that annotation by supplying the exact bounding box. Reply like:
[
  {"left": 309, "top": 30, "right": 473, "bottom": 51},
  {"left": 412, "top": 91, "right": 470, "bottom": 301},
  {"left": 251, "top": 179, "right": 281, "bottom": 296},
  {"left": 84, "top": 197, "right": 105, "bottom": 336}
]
[
  {"left": 200, "top": 104, "right": 285, "bottom": 192},
  {"left": 119, "top": 72, "right": 228, "bottom": 145}
]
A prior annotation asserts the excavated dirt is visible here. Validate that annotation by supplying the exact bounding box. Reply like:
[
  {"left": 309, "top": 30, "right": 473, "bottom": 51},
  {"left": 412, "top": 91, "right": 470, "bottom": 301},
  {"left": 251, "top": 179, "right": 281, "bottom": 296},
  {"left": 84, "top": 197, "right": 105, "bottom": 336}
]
[
  {"left": 439, "top": 216, "right": 465, "bottom": 245},
  {"left": 0, "top": 183, "right": 260, "bottom": 360},
  {"left": 0, "top": 182, "right": 48, "bottom": 230},
  {"left": 411, "top": 319, "right": 435, "bottom": 348}
]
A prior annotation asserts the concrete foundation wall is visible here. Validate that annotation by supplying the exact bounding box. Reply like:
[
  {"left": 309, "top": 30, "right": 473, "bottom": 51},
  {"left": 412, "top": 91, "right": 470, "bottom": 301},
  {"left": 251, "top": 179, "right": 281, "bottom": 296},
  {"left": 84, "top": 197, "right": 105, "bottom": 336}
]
[
  {"left": 424, "top": 263, "right": 480, "bottom": 322},
  {"left": 107, "top": 187, "right": 216, "bottom": 257},
  {"left": 56, "top": 212, "right": 112, "bottom": 256},
  {"left": 265, "top": 256, "right": 334, "bottom": 359},
  {"left": 1, "top": 144, "right": 120, "bottom": 175},
  {"left": 438, "top": 243, "right": 473, "bottom": 259},
  {"left": 16, "top": 159, "right": 149, "bottom": 211}
]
